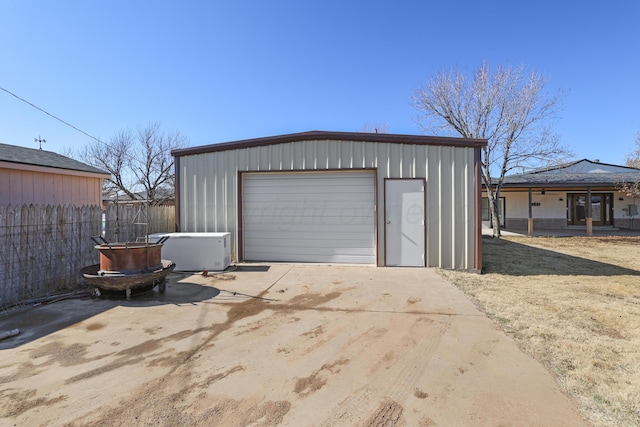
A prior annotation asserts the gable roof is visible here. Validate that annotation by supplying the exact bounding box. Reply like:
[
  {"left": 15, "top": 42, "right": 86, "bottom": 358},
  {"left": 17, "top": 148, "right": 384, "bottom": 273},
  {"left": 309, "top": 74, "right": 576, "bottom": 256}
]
[
  {"left": 0, "top": 143, "right": 109, "bottom": 176},
  {"left": 524, "top": 159, "right": 639, "bottom": 174},
  {"left": 498, "top": 159, "right": 640, "bottom": 188},
  {"left": 172, "top": 130, "right": 487, "bottom": 157}
]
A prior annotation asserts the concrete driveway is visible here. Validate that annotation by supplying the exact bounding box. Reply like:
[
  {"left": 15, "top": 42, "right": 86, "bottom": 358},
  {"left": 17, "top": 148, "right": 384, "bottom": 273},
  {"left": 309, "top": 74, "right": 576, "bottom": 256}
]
[{"left": 0, "top": 265, "right": 587, "bottom": 426}]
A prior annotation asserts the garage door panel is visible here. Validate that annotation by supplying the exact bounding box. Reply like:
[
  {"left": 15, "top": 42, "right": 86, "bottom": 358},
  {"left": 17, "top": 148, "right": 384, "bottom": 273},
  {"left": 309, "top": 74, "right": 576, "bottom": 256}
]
[
  {"left": 246, "top": 185, "right": 371, "bottom": 194},
  {"left": 245, "top": 175, "right": 372, "bottom": 186},
  {"left": 243, "top": 208, "right": 374, "bottom": 221},
  {"left": 244, "top": 225, "right": 374, "bottom": 236},
  {"left": 243, "top": 171, "right": 376, "bottom": 264},
  {"left": 245, "top": 236, "right": 375, "bottom": 247},
  {"left": 242, "top": 218, "right": 375, "bottom": 228},
  {"left": 245, "top": 249, "right": 375, "bottom": 264},
  {"left": 245, "top": 213, "right": 375, "bottom": 227},
  {"left": 243, "top": 193, "right": 374, "bottom": 204},
  {"left": 243, "top": 204, "right": 375, "bottom": 224},
  {"left": 245, "top": 254, "right": 373, "bottom": 264}
]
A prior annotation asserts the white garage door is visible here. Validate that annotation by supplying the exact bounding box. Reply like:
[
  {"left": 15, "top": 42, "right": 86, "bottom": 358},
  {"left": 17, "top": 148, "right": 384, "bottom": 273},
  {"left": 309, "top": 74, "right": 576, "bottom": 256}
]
[{"left": 242, "top": 170, "right": 376, "bottom": 264}]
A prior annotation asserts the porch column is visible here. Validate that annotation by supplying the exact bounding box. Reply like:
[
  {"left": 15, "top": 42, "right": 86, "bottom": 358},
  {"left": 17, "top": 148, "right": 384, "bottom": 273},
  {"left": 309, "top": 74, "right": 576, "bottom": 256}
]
[
  {"left": 528, "top": 188, "right": 533, "bottom": 236},
  {"left": 586, "top": 187, "right": 593, "bottom": 236}
]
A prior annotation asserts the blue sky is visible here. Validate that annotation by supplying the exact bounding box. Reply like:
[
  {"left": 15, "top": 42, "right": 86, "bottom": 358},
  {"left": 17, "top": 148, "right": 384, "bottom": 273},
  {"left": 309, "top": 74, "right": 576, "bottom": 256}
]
[{"left": 1, "top": 1, "right": 639, "bottom": 165}]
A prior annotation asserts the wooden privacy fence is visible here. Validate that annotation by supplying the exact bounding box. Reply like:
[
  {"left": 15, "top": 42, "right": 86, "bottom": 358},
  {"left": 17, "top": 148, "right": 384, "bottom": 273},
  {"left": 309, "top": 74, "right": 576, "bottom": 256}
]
[
  {"left": 0, "top": 204, "right": 102, "bottom": 309},
  {"left": 103, "top": 204, "right": 175, "bottom": 243},
  {"left": 0, "top": 204, "right": 175, "bottom": 309}
]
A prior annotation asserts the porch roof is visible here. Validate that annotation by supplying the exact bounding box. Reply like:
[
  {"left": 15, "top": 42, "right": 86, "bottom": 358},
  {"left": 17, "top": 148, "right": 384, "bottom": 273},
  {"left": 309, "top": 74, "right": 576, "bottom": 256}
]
[{"left": 491, "top": 159, "right": 640, "bottom": 189}]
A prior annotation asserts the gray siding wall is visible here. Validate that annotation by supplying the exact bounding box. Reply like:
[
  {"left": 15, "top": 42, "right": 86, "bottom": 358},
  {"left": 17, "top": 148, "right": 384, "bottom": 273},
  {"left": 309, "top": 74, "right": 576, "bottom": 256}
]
[{"left": 177, "top": 139, "right": 477, "bottom": 269}]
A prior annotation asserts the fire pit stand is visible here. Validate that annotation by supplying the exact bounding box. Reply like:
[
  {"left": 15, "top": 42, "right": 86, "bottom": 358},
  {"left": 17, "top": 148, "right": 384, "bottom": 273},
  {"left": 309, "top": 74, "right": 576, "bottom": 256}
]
[{"left": 81, "top": 236, "right": 175, "bottom": 298}]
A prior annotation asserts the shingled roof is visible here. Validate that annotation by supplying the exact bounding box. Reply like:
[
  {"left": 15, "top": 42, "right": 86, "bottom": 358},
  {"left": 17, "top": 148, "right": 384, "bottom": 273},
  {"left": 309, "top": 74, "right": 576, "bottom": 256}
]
[
  {"left": 497, "top": 159, "right": 640, "bottom": 188},
  {"left": 0, "top": 143, "right": 109, "bottom": 176}
]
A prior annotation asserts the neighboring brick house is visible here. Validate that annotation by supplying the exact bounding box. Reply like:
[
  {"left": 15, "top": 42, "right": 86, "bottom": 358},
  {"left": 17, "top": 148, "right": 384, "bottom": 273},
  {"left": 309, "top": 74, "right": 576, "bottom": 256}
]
[{"left": 0, "top": 143, "right": 110, "bottom": 206}]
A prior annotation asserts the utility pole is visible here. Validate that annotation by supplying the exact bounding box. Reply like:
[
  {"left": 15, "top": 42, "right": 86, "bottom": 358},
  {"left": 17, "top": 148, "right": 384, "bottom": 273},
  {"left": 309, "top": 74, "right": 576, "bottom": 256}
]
[{"left": 35, "top": 136, "right": 46, "bottom": 150}]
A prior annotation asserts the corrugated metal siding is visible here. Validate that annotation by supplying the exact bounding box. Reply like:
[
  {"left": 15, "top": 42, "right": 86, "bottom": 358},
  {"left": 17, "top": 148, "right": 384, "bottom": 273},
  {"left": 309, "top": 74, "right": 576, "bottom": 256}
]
[{"left": 178, "top": 139, "right": 476, "bottom": 269}]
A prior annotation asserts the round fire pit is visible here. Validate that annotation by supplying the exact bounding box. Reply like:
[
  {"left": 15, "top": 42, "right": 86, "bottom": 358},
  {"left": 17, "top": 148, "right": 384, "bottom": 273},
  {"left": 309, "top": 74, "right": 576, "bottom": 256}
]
[
  {"left": 81, "top": 259, "right": 176, "bottom": 297},
  {"left": 96, "top": 242, "right": 163, "bottom": 273},
  {"left": 82, "top": 236, "right": 174, "bottom": 299}
]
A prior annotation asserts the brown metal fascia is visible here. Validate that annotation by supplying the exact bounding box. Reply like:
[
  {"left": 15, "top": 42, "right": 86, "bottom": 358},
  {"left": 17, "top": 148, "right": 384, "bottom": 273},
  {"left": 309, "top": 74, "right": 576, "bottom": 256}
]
[
  {"left": 474, "top": 147, "right": 483, "bottom": 273},
  {"left": 174, "top": 156, "right": 181, "bottom": 232},
  {"left": 237, "top": 170, "right": 244, "bottom": 263},
  {"left": 373, "top": 171, "right": 379, "bottom": 267},
  {"left": 171, "top": 131, "right": 487, "bottom": 157},
  {"left": 496, "top": 184, "right": 619, "bottom": 192},
  {"left": 382, "top": 178, "right": 388, "bottom": 267}
]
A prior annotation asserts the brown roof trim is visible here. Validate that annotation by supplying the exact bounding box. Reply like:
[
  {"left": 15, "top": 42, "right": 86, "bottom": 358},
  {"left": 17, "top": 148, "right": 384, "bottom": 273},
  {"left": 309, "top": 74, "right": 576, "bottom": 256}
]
[
  {"left": 495, "top": 182, "right": 632, "bottom": 189},
  {"left": 492, "top": 185, "right": 622, "bottom": 192},
  {"left": 172, "top": 130, "right": 487, "bottom": 157},
  {"left": 474, "top": 146, "right": 482, "bottom": 273}
]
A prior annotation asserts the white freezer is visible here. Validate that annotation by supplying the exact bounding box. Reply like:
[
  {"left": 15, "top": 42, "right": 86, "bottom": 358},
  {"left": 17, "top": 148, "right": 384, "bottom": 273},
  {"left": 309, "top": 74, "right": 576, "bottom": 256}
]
[{"left": 148, "top": 232, "right": 231, "bottom": 271}]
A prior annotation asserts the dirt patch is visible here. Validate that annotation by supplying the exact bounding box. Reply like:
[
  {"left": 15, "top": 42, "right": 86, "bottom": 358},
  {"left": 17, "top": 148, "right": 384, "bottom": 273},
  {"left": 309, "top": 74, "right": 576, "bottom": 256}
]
[
  {"left": 288, "top": 291, "right": 342, "bottom": 308},
  {"left": 73, "top": 385, "right": 290, "bottom": 427},
  {"left": 0, "top": 362, "right": 37, "bottom": 384},
  {"left": 294, "top": 358, "right": 350, "bottom": 396},
  {"left": 196, "top": 365, "right": 244, "bottom": 388},
  {"left": 294, "top": 371, "right": 327, "bottom": 396},
  {"left": 0, "top": 389, "right": 67, "bottom": 418},
  {"left": 442, "top": 235, "right": 640, "bottom": 427},
  {"left": 301, "top": 324, "right": 325, "bottom": 338},
  {"left": 66, "top": 289, "right": 347, "bottom": 424},
  {"left": 30, "top": 341, "right": 98, "bottom": 366},
  {"left": 116, "top": 339, "right": 162, "bottom": 356},
  {"left": 366, "top": 400, "right": 404, "bottom": 426},
  {"left": 85, "top": 322, "right": 105, "bottom": 331},
  {"left": 413, "top": 388, "right": 428, "bottom": 399}
]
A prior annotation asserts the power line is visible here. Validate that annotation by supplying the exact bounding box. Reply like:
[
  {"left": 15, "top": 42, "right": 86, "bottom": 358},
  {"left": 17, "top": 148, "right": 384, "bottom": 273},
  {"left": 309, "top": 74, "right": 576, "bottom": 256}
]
[
  {"left": 0, "top": 85, "right": 107, "bottom": 145},
  {"left": 1, "top": 85, "right": 180, "bottom": 162}
]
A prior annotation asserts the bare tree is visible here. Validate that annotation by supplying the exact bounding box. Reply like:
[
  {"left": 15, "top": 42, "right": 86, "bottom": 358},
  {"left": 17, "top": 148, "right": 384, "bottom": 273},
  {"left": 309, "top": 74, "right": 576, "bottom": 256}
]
[
  {"left": 617, "top": 180, "right": 640, "bottom": 199},
  {"left": 411, "top": 62, "right": 572, "bottom": 237},
  {"left": 81, "top": 123, "right": 188, "bottom": 204},
  {"left": 616, "top": 131, "right": 640, "bottom": 202},
  {"left": 624, "top": 131, "right": 640, "bottom": 169}
]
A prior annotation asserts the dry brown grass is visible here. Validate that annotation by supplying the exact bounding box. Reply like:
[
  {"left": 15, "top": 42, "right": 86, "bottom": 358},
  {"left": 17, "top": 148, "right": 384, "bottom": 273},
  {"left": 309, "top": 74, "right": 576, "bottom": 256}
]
[{"left": 441, "top": 236, "right": 640, "bottom": 427}]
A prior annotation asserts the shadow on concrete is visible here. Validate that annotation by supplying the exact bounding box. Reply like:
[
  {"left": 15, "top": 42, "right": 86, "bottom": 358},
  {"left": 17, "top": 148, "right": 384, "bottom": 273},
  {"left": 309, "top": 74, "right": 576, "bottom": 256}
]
[
  {"left": 233, "top": 265, "right": 271, "bottom": 272},
  {"left": 0, "top": 272, "right": 222, "bottom": 350},
  {"left": 482, "top": 236, "right": 640, "bottom": 276}
]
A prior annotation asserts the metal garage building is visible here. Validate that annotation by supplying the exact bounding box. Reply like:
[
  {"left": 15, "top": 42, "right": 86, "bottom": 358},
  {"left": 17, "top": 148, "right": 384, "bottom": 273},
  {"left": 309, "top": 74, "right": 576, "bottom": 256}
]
[{"left": 172, "top": 131, "right": 486, "bottom": 271}]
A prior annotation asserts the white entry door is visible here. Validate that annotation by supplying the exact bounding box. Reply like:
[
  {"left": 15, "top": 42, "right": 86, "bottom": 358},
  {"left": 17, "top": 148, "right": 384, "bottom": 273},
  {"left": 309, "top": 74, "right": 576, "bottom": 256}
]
[{"left": 385, "top": 179, "right": 425, "bottom": 266}]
